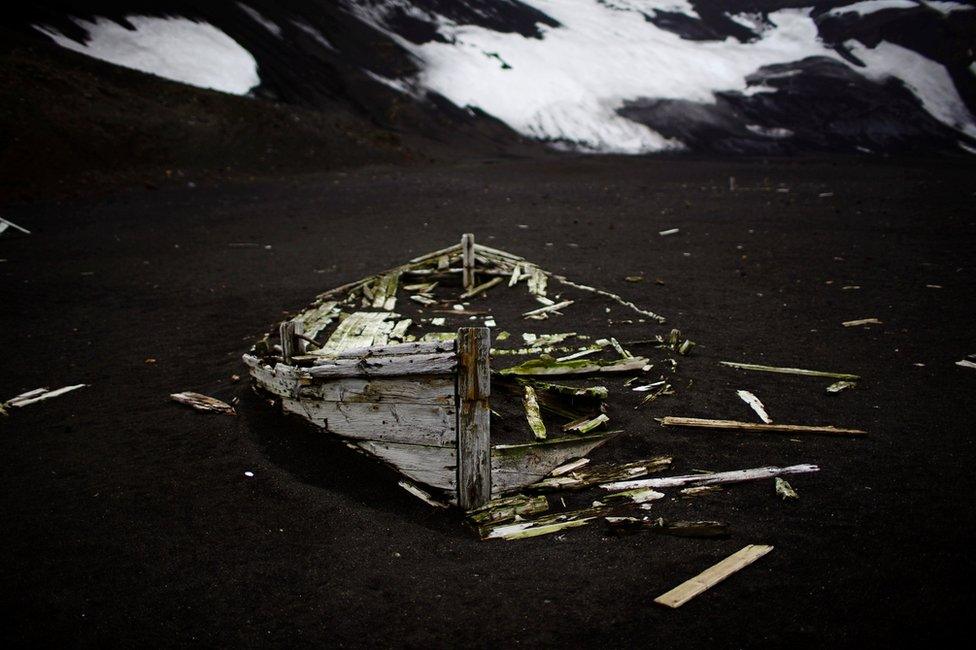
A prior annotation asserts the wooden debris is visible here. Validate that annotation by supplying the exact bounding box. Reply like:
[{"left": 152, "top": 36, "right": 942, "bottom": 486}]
[
  {"left": 556, "top": 344, "right": 607, "bottom": 361},
  {"left": 0, "top": 217, "right": 31, "bottom": 236},
  {"left": 654, "top": 545, "right": 774, "bottom": 608},
  {"left": 316, "top": 311, "right": 399, "bottom": 356},
  {"left": 659, "top": 228, "right": 680, "bottom": 236},
  {"left": 680, "top": 485, "right": 723, "bottom": 498},
  {"left": 523, "top": 386, "right": 547, "bottom": 440},
  {"left": 606, "top": 517, "right": 728, "bottom": 538},
  {"left": 547, "top": 457, "right": 590, "bottom": 477},
  {"left": 3, "top": 384, "right": 87, "bottom": 412},
  {"left": 660, "top": 416, "right": 866, "bottom": 437},
  {"left": 462, "top": 233, "right": 476, "bottom": 290},
  {"left": 635, "top": 383, "right": 673, "bottom": 409},
  {"left": 307, "top": 352, "right": 456, "bottom": 378},
  {"left": 775, "top": 477, "right": 798, "bottom": 499},
  {"left": 170, "top": 391, "right": 236, "bottom": 415},
  {"left": 460, "top": 276, "right": 503, "bottom": 299},
  {"left": 527, "top": 267, "right": 548, "bottom": 297},
  {"left": 600, "top": 487, "right": 665, "bottom": 505},
  {"left": 523, "top": 380, "right": 608, "bottom": 401},
  {"left": 549, "top": 274, "right": 667, "bottom": 323},
  {"left": 826, "top": 380, "right": 856, "bottom": 394},
  {"left": 482, "top": 506, "right": 607, "bottom": 540},
  {"left": 500, "top": 355, "right": 649, "bottom": 376},
  {"left": 491, "top": 433, "right": 612, "bottom": 495},
  {"left": 467, "top": 494, "right": 549, "bottom": 537},
  {"left": 562, "top": 413, "right": 609, "bottom": 434},
  {"left": 457, "top": 327, "right": 492, "bottom": 509},
  {"left": 522, "top": 300, "right": 574, "bottom": 318},
  {"left": 955, "top": 360, "right": 976, "bottom": 370},
  {"left": 371, "top": 271, "right": 401, "bottom": 311},
  {"left": 842, "top": 318, "right": 882, "bottom": 327},
  {"left": 720, "top": 361, "right": 859, "bottom": 381},
  {"left": 399, "top": 480, "right": 449, "bottom": 508},
  {"left": 601, "top": 464, "right": 819, "bottom": 491},
  {"left": 736, "top": 390, "right": 772, "bottom": 424},
  {"left": 529, "top": 456, "right": 672, "bottom": 491}
]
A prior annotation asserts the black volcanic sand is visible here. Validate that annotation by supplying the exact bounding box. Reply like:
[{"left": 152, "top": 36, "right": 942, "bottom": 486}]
[{"left": 1, "top": 156, "right": 975, "bottom": 647}]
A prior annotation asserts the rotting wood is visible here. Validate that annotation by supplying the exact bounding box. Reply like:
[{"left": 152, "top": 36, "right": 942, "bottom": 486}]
[
  {"left": 601, "top": 464, "right": 819, "bottom": 491},
  {"left": 280, "top": 320, "right": 300, "bottom": 364},
  {"left": 549, "top": 274, "right": 667, "bottom": 323},
  {"left": 775, "top": 477, "right": 798, "bottom": 499},
  {"left": 357, "top": 440, "right": 457, "bottom": 491},
  {"left": 720, "top": 361, "right": 859, "bottom": 381},
  {"left": 371, "top": 271, "right": 401, "bottom": 311},
  {"left": 529, "top": 456, "right": 672, "bottom": 491},
  {"left": 680, "top": 485, "right": 723, "bottom": 498},
  {"left": 327, "top": 340, "right": 454, "bottom": 359},
  {"left": 462, "top": 233, "right": 476, "bottom": 290},
  {"left": 500, "top": 355, "right": 649, "bottom": 376},
  {"left": 842, "top": 317, "right": 882, "bottom": 327},
  {"left": 522, "top": 300, "right": 574, "bottom": 318},
  {"left": 297, "top": 376, "right": 455, "bottom": 405},
  {"left": 547, "top": 457, "right": 590, "bottom": 477},
  {"left": 562, "top": 413, "right": 609, "bottom": 434},
  {"left": 389, "top": 318, "right": 412, "bottom": 341},
  {"left": 3, "top": 384, "right": 88, "bottom": 411},
  {"left": 736, "top": 390, "right": 772, "bottom": 424},
  {"left": 171, "top": 391, "right": 236, "bottom": 415},
  {"left": 660, "top": 416, "right": 866, "bottom": 437},
  {"left": 460, "top": 276, "right": 503, "bottom": 299},
  {"left": 282, "top": 397, "right": 456, "bottom": 446},
  {"left": 599, "top": 487, "right": 665, "bottom": 505},
  {"left": 316, "top": 311, "right": 399, "bottom": 356},
  {"left": 467, "top": 494, "right": 549, "bottom": 536},
  {"left": 826, "top": 380, "right": 856, "bottom": 394},
  {"left": 491, "top": 433, "right": 612, "bottom": 495},
  {"left": 473, "top": 243, "right": 525, "bottom": 262},
  {"left": 294, "top": 300, "right": 339, "bottom": 340},
  {"left": 409, "top": 242, "right": 462, "bottom": 264},
  {"left": 457, "top": 327, "right": 491, "bottom": 509},
  {"left": 307, "top": 352, "right": 456, "bottom": 378},
  {"left": 654, "top": 545, "right": 774, "bottom": 608},
  {"left": 522, "top": 380, "right": 608, "bottom": 400},
  {"left": 482, "top": 505, "right": 610, "bottom": 540},
  {"left": 605, "top": 517, "right": 728, "bottom": 538},
  {"left": 527, "top": 267, "right": 548, "bottom": 297},
  {"left": 399, "top": 479, "right": 449, "bottom": 508},
  {"left": 957, "top": 359, "right": 976, "bottom": 370},
  {"left": 523, "top": 385, "right": 547, "bottom": 440}
]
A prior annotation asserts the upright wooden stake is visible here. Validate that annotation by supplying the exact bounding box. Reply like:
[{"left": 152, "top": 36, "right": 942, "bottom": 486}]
[
  {"left": 280, "top": 320, "right": 298, "bottom": 365},
  {"left": 461, "top": 233, "right": 476, "bottom": 291},
  {"left": 457, "top": 327, "right": 491, "bottom": 509}
]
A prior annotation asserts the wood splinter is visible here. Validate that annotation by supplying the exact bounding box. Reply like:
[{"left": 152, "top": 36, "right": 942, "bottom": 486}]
[{"left": 654, "top": 544, "right": 774, "bottom": 608}]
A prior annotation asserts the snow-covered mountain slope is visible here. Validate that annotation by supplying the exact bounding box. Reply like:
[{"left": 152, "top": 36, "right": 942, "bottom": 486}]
[{"left": 14, "top": 0, "right": 976, "bottom": 155}]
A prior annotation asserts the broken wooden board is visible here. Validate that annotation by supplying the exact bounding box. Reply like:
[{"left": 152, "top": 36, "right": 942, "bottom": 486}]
[
  {"left": 529, "top": 455, "right": 673, "bottom": 492},
  {"left": 523, "top": 386, "right": 547, "bottom": 439},
  {"left": 370, "top": 271, "right": 401, "bottom": 311},
  {"left": 720, "top": 361, "right": 859, "bottom": 381},
  {"left": 491, "top": 433, "right": 612, "bottom": 495},
  {"left": 522, "top": 380, "right": 608, "bottom": 400},
  {"left": 297, "top": 376, "right": 455, "bottom": 406},
  {"left": 736, "top": 390, "right": 772, "bottom": 423},
  {"left": 357, "top": 440, "right": 457, "bottom": 491},
  {"left": 399, "top": 479, "right": 449, "bottom": 508},
  {"left": 314, "top": 311, "right": 399, "bottom": 356},
  {"left": 282, "top": 397, "right": 456, "bottom": 446},
  {"left": 467, "top": 494, "right": 549, "bottom": 537},
  {"left": 306, "top": 352, "right": 456, "bottom": 378},
  {"left": 3, "top": 384, "right": 88, "bottom": 410},
  {"left": 482, "top": 506, "right": 608, "bottom": 540},
  {"left": 660, "top": 416, "right": 866, "bottom": 437},
  {"left": 171, "top": 391, "right": 236, "bottom": 415},
  {"left": 499, "top": 356, "right": 649, "bottom": 376},
  {"left": 601, "top": 464, "right": 819, "bottom": 491},
  {"left": 654, "top": 544, "right": 774, "bottom": 608},
  {"left": 243, "top": 356, "right": 303, "bottom": 399},
  {"left": 294, "top": 301, "right": 340, "bottom": 341},
  {"left": 826, "top": 380, "right": 856, "bottom": 394}
]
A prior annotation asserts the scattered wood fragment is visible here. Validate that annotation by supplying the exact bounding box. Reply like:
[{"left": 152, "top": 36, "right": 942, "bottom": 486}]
[
  {"left": 522, "top": 300, "right": 574, "bottom": 318},
  {"left": 399, "top": 480, "right": 449, "bottom": 508},
  {"left": 680, "top": 485, "right": 723, "bottom": 498},
  {"left": 170, "top": 391, "right": 236, "bottom": 415},
  {"left": 482, "top": 506, "right": 607, "bottom": 540},
  {"left": 842, "top": 318, "right": 882, "bottom": 327},
  {"left": 467, "top": 494, "right": 549, "bottom": 537},
  {"left": 720, "top": 361, "right": 859, "bottom": 381},
  {"left": 775, "top": 477, "right": 798, "bottom": 500},
  {"left": 600, "top": 487, "right": 665, "bottom": 505},
  {"left": 601, "top": 464, "right": 818, "bottom": 491},
  {"left": 500, "top": 355, "right": 649, "bottom": 376},
  {"left": 635, "top": 382, "right": 673, "bottom": 409},
  {"left": 2, "top": 384, "right": 88, "bottom": 413},
  {"left": 606, "top": 517, "right": 728, "bottom": 538},
  {"left": 826, "top": 380, "right": 856, "bottom": 394},
  {"left": 529, "top": 456, "right": 672, "bottom": 491},
  {"left": 0, "top": 217, "right": 31, "bottom": 236},
  {"left": 523, "top": 386, "right": 547, "bottom": 440},
  {"left": 736, "top": 390, "right": 772, "bottom": 423},
  {"left": 562, "top": 413, "right": 609, "bottom": 434},
  {"left": 547, "top": 457, "right": 590, "bottom": 477},
  {"left": 460, "top": 276, "right": 504, "bottom": 299},
  {"left": 548, "top": 274, "right": 667, "bottom": 323},
  {"left": 660, "top": 416, "right": 866, "bottom": 437},
  {"left": 524, "top": 380, "right": 608, "bottom": 400},
  {"left": 654, "top": 545, "right": 774, "bottom": 608},
  {"left": 659, "top": 228, "right": 680, "bottom": 236},
  {"left": 956, "top": 360, "right": 976, "bottom": 370}
]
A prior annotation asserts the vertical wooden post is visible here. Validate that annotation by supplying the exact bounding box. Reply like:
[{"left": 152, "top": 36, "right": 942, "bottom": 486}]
[
  {"left": 456, "top": 327, "right": 491, "bottom": 510},
  {"left": 461, "top": 233, "right": 476, "bottom": 291},
  {"left": 280, "top": 320, "right": 298, "bottom": 365}
]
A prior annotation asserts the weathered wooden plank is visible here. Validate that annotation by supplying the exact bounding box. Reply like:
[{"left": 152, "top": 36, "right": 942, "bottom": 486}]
[
  {"left": 660, "top": 416, "right": 866, "bottom": 437},
  {"left": 357, "top": 440, "right": 457, "bottom": 491},
  {"left": 654, "top": 545, "right": 774, "bottom": 608},
  {"left": 499, "top": 356, "right": 649, "bottom": 376},
  {"left": 243, "top": 354, "right": 302, "bottom": 398},
  {"left": 297, "top": 376, "right": 455, "bottom": 405},
  {"left": 461, "top": 233, "right": 476, "bottom": 290},
  {"left": 294, "top": 300, "right": 339, "bottom": 340},
  {"left": 720, "top": 361, "right": 859, "bottom": 380},
  {"left": 600, "top": 464, "right": 820, "bottom": 491},
  {"left": 307, "top": 352, "right": 456, "bottom": 378},
  {"left": 171, "top": 392, "right": 236, "bottom": 415},
  {"left": 409, "top": 242, "right": 462, "bottom": 264},
  {"left": 371, "top": 271, "right": 401, "bottom": 311},
  {"left": 457, "top": 327, "right": 491, "bottom": 509},
  {"left": 315, "top": 311, "right": 398, "bottom": 356},
  {"left": 282, "top": 398, "right": 456, "bottom": 446},
  {"left": 280, "top": 320, "right": 299, "bottom": 364},
  {"left": 327, "top": 340, "right": 454, "bottom": 359},
  {"left": 491, "top": 433, "right": 611, "bottom": 495},
  {"left": 523, "top": 385, "right": 547, "bottom": 440}
]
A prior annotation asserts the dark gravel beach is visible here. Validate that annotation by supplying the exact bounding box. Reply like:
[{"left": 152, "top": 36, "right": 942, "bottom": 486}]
[{"left": 2, "top": 153, "right": 975, "bottom": 647}]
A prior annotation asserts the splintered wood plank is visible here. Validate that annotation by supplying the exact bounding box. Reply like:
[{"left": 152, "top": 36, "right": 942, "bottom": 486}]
[
  {"left": 600, "top": 464, "right": 819, "bottom": 491},
  {"left": 298, "top": 376, "right": 455, "bottom": 405},
  {"left": 720, "top": 361, "right": 859, "bottom": 380},
  {"left": 243, "top": 354, "right": 302, "bottom": 398},
  {"left": 307, "top": 352, "right": 456, "bottom": 378},
  {"left": 357, "top": 440, "right": 457, "bottom": 491},
  {"left": 315, "top": 312, "right": 398, "bottom": 356},
  {"left": 371, "top": 271, "right": 401, "bottom": 311},
  {"left": 330, "top": 340, "right": 454, "bottom": 358},
  {"left": 282, "top": 397, "right": 456, "bottom": 446},
  {"left": 654, "top": 545, "right": 774, "bottom": 608},
  {"left": 171, "top": 392, "right": 236, "bottom": 415},
  {"left": 491, "top": 433, "right": 611, "bottom": 495},
  {"left": 294, "top": 300, "right": 339, "bottom": 340},
  {"left": 457, "top": 327, "right": 491, "bottom": 509},
  {"left": 660, "top": 416, "right": 866, "bottom": 437}
]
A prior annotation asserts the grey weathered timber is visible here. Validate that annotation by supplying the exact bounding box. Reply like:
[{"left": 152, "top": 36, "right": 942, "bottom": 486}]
[
  {"left": 280, "top": 321, "right": 299, "bottom": 365},
  {"left": 326, "top": 340, "right": 455, "bottom": 359},
  {"left": 281, "top": 397, "right": 456, "bottom": 446},
  {"left": 490, "top": 433, "right": 611, "bottom": 495},
  {"left": 297, "top": 376, "right": 455, "bottom": 405},
  {"left": 461, "top": 233, "right": 476, "bottom": 291},
  {"left": 457, "top": 327, "right": 491, "bottom": 509},
  {"left": 357, "top": 440, "right": 457, "bottom": 491},
  {"left": 307, "top": 352, "right": 456, "bottom": 378}
]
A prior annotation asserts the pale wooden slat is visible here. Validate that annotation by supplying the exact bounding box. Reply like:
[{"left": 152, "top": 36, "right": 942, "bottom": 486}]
[
  {"left": 306, "top": 352, "right": 456, "bottom": 378},
  {"left": 243, "top": 354, "right": 302, "bottom": 398},
  {"left": 600, "top": 464, "right": 819, "bottom": 491},
  {"left": 281, "top": 398, "right": 456, "bottom": 446},
  {"left": 315, "top": 311, "right": 397, "bottom": 356},
  {"left": 660, "top": 416, "right": 866, "bottom": 437},
  {"left": 654, "top": 545, "right": 774, "bottom": 608},
  {"left": 326, "top": 340, "right": 454, "bottom": 359},
  {"left": 297, "top": 376, "right": 455, "bottom": 405},
  {"left": 457, "top": 327, "right": 491, "bottom": 509},
  {"left": 490, "top": 433, "right": 611, "bottom": 495},
  {"left": 357, "top": 440, "right": 457, "bottom": 491}
]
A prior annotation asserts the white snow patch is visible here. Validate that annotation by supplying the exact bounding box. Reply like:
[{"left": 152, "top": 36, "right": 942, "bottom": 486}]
[
  {"left": 36, "top": 16, "right": 259, "bottom": 95},
  {"left": 846, "top": 39, "right": 976, "bottom": 138},
  {"left": 237, "top": 3, "right": 283, "bottom": 38},
  {"left": 827, "top": 1, "right": 917, "bottom": 17}
]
